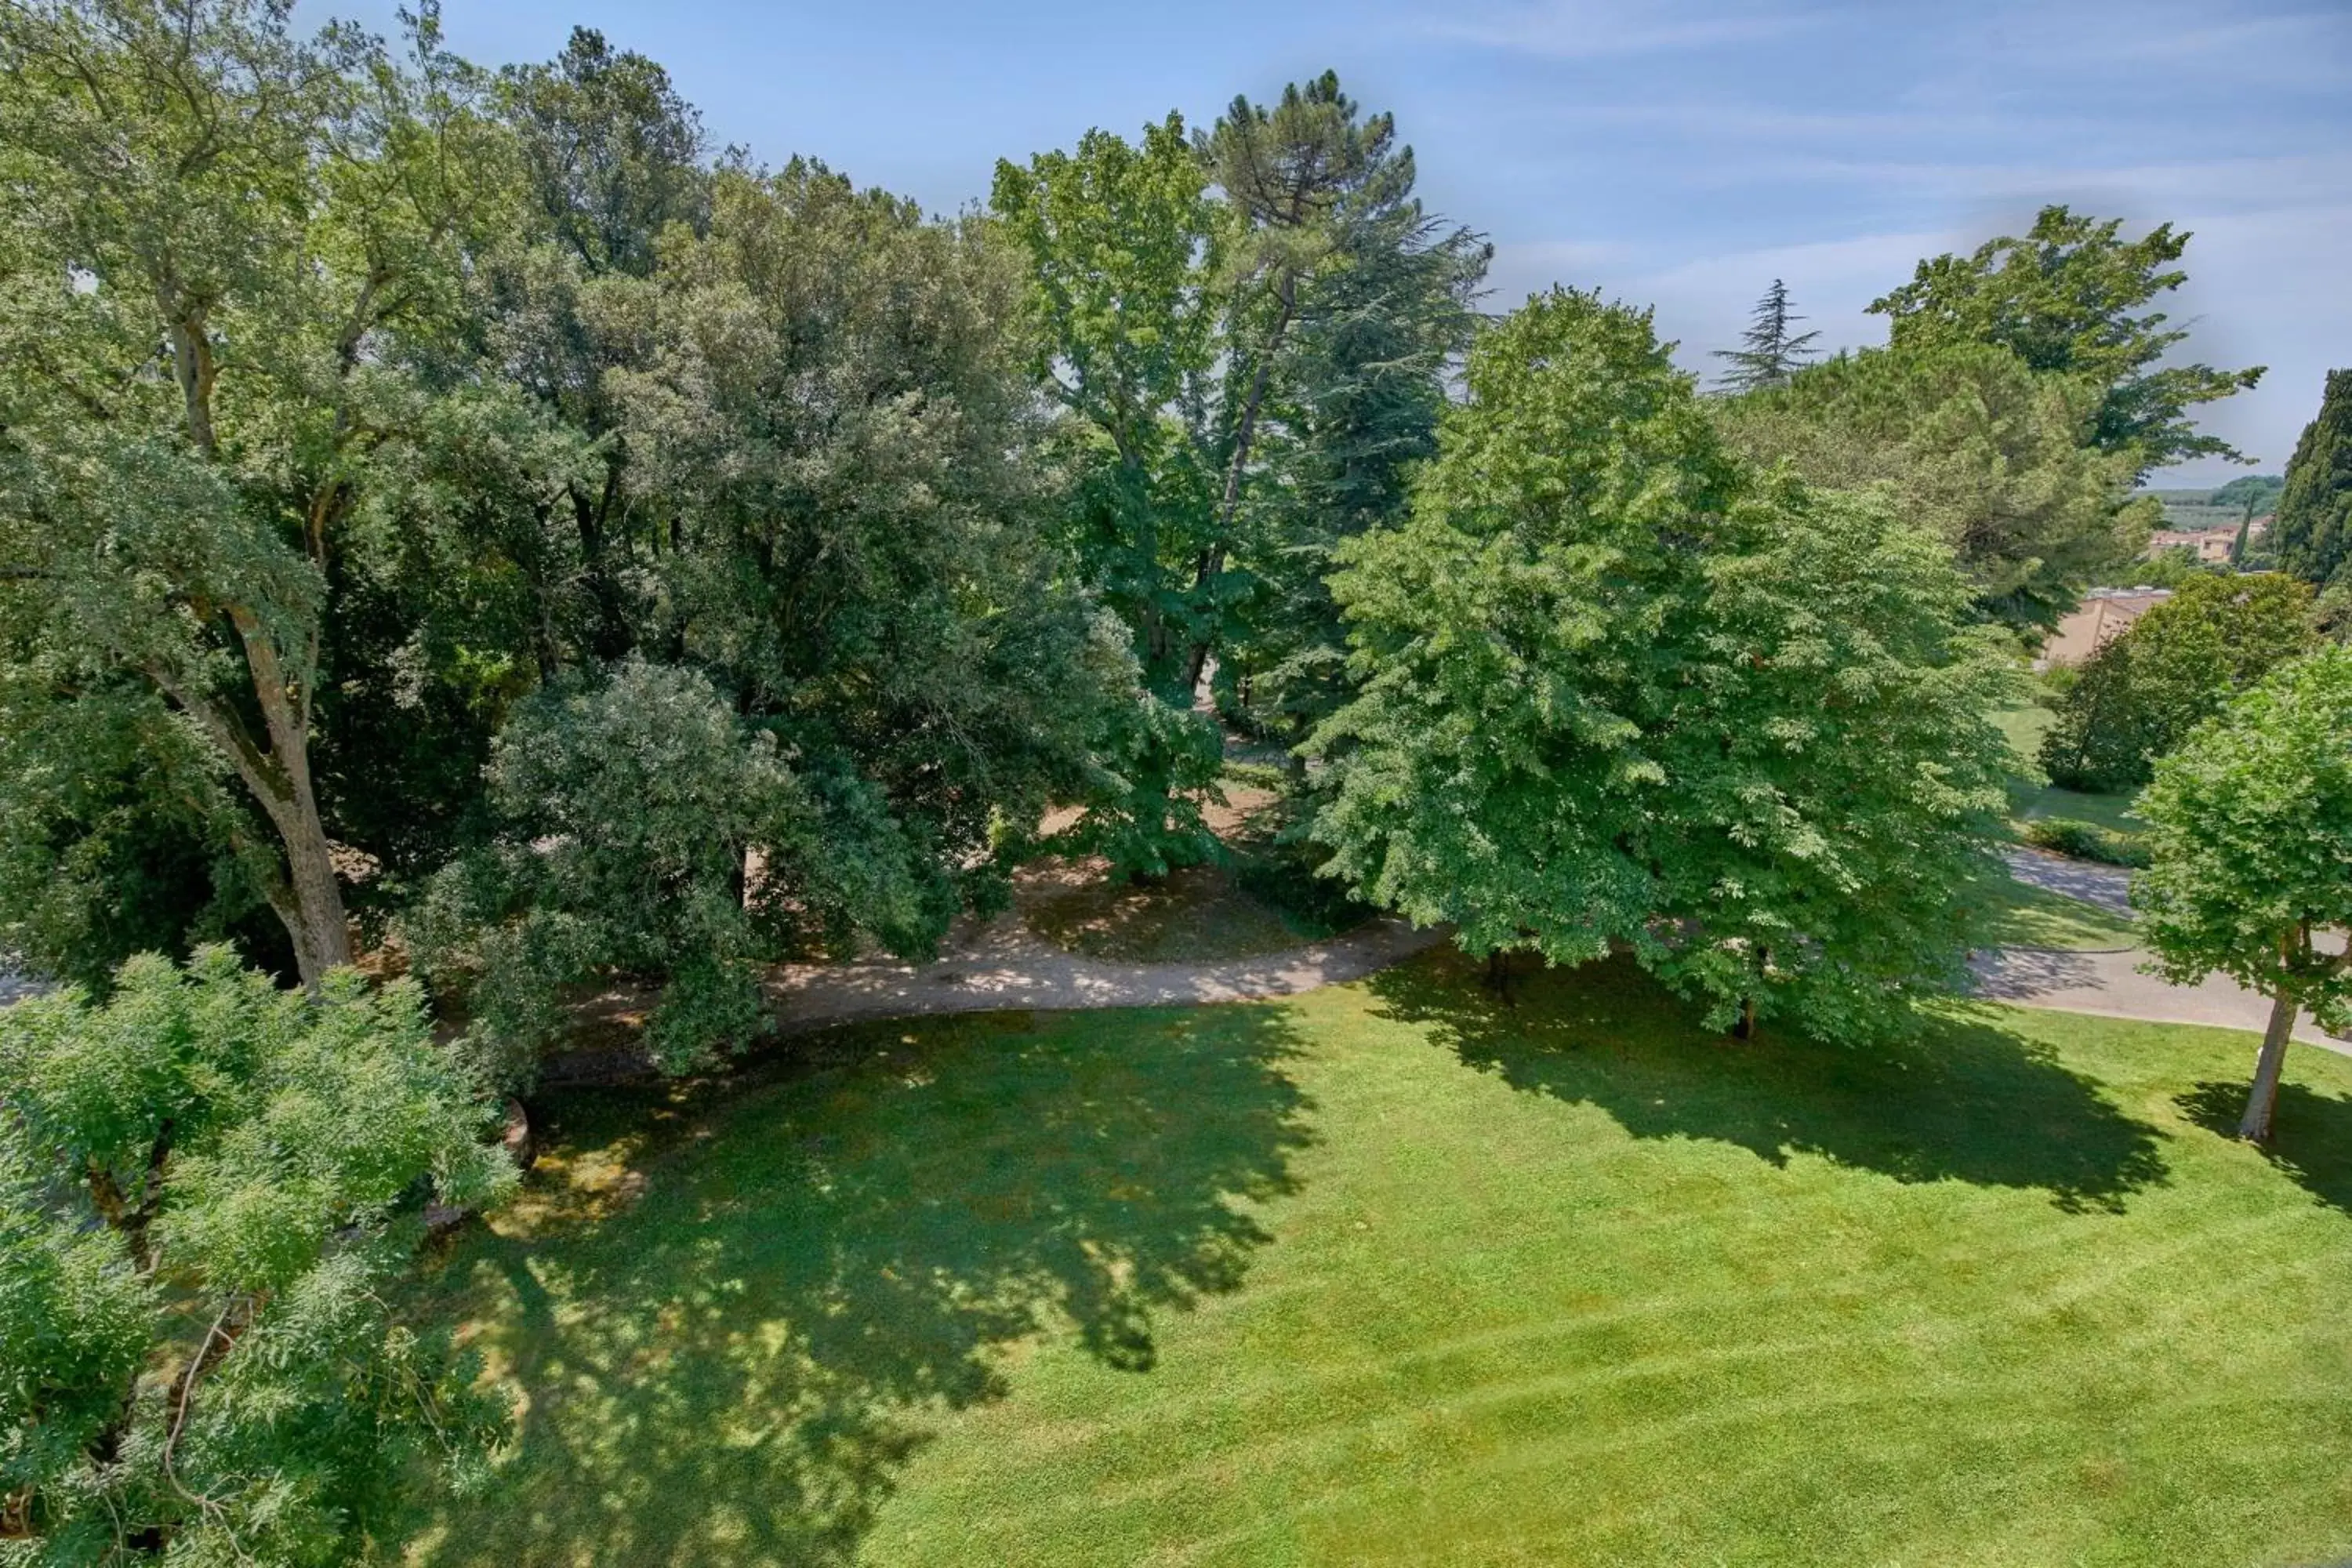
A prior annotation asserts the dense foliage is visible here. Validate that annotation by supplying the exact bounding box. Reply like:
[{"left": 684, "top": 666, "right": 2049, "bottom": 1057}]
[
  {"left": 1717, "top": 342, "right": 2143, "bottom": 630},
  {"left": 0, "top": 3, "right": 2266, "bottom": 1064},
  {"left": 0, "top": 5, "right": 2304, "bottom": 1558},
  {"left": 0, "top": 947, "right": 515, "bottom": 1561},
  {"left": 1312, "top": 291, "right": 2014, "bottom": 1040},
  {"left": 1868, "top": 205, "right": 2263, "bottom": 479},
  {"left": 2020, "top": 818, "right": 2150, "bottom": 869},
  {"left": 2272, "top": 369, "right": 2352, "bottom": 590},
  {"left": 991, "top": 74, "right": 1487, "bottom": 738},
  {"left": 2038, "top": 574, "right": 2317, "bottom": 793},
  {"left": 2135, "top": 648, "right": 2352, "bottom": 1140},
  {"left": 0, "top": 0, "right": 518, "bottom": 987}
]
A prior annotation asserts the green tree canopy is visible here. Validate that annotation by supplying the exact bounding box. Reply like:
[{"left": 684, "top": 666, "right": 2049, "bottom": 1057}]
[
  {"left": 2212, "top": 473, "right": 2285, "bottom": 518},
  {"left": 1313, "top": 289, "right": 2013, "bottom": 1038},
  {"left": 2039, "top": 573, "right": 2318, "bottom": 793},
  {"left": 0, "top": 0, "right": 525, "bottom": 987},
  {"left": 1868, "top": 205, "right": 2263, "bottom": 478},
  {"left": 1, "top": 946, "right": 515, "bottom": 1559},
  {"left": 2134, "top": 647, "right": 2352, "bottom": 1142},
  {"left": 1715, "top": 341, "right": 2143, "bottom": 630},
  {"left": 2271, "top": 369, "right": 2352, "bottom": 589}
]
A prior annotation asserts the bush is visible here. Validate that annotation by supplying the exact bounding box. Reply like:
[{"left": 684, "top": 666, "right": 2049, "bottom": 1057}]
[
  {"left": 0, "top": 948, "right": 515, "bottom": 1561},
  {"left": 2039, "top": 573, "right": 2318, "bottom": 791},
  {"left": 1220, "top": 760, "right": 1291, "bottom": 792},
  {"left": 2022, "top": 817, "right": 2151, "bottom": 868},
  {"left": 412, "top": 659, "right": 955, "bottom": 1086}
]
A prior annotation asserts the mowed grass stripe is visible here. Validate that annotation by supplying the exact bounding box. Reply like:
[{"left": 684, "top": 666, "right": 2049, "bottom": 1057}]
[{"left": 407, "top": 952, "right": 2352, "bottom": 1567}]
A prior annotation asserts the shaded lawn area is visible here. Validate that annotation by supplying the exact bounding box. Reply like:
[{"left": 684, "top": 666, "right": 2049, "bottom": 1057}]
[
  {"left": 402, "top": 953, "right": 2352, "bottom": 1567},
  {"left": 1994, "top": 699, "right": 2147, "bottom": 840},
  {"left": 1022, "top": 860, "right": 1334, "bottom": 963},
  {"left": 1966, "top": 869, "right": 2138, "bottom": 951}
]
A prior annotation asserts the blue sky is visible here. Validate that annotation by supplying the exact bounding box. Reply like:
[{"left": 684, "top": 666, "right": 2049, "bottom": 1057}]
[{"left": 332, "top": 0, "right": 2349, "bottom": 485}]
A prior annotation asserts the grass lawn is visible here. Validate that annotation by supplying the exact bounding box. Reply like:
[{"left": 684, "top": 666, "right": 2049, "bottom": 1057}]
[
  {"left": 1994, "top": 699, "right": 2147, "bottom": 840},
  {"left": 402, "top": 953, "right": 2352, "bottom": 1567},
  {"left": 1967, "top": 871, "right": 2138, "bottom": 951}
]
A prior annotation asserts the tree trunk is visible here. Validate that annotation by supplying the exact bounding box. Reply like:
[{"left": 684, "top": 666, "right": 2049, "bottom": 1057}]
[
  {"left": 274, "top": 799, "right": 352, "bottom": 989},
  {"left": 2238, "top": 983, "right": 2300, "bottom": 1143},
  {"left": 152, "top": 638, "right": 352, "bottom": 990},
  {"left": 1732, "top": 995, "right": 1758, "bottom": 1041}
]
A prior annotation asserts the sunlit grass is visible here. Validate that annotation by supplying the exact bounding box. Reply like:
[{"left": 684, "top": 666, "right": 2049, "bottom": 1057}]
[
  {"left": 404, "top": 954, "right": 2352, "bottom": 1566},
  {"left": 1994, "top": 697, "right": 2147, "bottom": 840},
  {"left": 1967, "top": 871, "right": 2138, "bottom": 951}
]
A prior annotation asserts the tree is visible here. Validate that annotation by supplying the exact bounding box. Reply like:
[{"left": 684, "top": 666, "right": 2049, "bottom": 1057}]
[
  {"left": 2272, "top": 370, "right": 2352, "bottom": 589},
  {"left": 991, "top": 113, "right": 1222, "bottom": 695},
  {"left": 1868, "top": 205, "right": 2263, "bottom": 478},
  {"left": 1218, "top": 114, "right": 1489, "bottom": 752},
  {"left": 0, "top": 946, "right": 515, "bottom": 1559},
  {"left": 996, "top": 72, "right": 1429, "bottom": 699},
  {"left": 1181, "top": 72, "right": 1422, "bottom": 695},
  {"left": 414, "top": 162, "right": 1143, "bottom": 1074},
  {"left": 1711, "top": 278, "right": 1820, "bottom": 394},
  {"left": 0, "top": 0, "right": 517, "bottom": 987},
  {"left": 1715, "top": 342, "right": 2143, "bottom": 630},
  {"left": 2212, "top": 473, "right": 2285, "bottom": 520},
  {"left": 2039, "top": 573, "right": 2317, "bottom": 792},
  {"left": 1312, "top": 289, "right": 2013, "bottom": 1038},
  {"left": 416, "top": 659, "right": 962, "bottom": 1083},
  {"left": 483, "top": 26, "right": 712, "bottom": 665},
  {"left": 2134, "top": 648, "right": 2352, "bottom": 1142}
]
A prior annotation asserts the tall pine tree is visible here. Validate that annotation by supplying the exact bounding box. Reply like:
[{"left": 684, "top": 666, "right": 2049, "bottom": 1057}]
[
  {"left": 2273, "top": 369, "right": 2352, "bottom": 589},
  {"left": 1711, "top": 278, "right": 1820, "bottom": 393}
]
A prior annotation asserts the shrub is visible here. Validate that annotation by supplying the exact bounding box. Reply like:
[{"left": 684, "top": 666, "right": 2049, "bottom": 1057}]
[
  {"left": 2022, "top": 817, "right": 2150, "bottom": 867},
  {"left": 2039, "top": 573, "right": 2318, "bottom": 792},
  {"left": 0, "top": 948, "right": 515, "bottom": 1561}
]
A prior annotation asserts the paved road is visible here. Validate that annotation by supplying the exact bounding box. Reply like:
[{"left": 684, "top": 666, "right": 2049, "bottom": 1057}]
[
  {"left": 1980, "top": 850, "right": 2345, "bottom": 1053},
  {"left": 2002, "top": 846, "right": 2134, "bottom": 920}
]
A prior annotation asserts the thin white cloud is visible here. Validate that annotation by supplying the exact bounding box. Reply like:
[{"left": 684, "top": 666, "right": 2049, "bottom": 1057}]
[
  {"left": 1750, "top": 151, "right": 2352, "bottom": 213},
  {"left": 1430, "top": 1, "right": 1829, "bottom": 59}
]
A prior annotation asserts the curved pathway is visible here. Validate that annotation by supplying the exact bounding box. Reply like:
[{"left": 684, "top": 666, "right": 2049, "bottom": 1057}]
[
  {"left": 1979, "top": 848, "right": 2343, "bottom": 1052},
  {"left": 10, "top": 853, "right": 2336, "bottom": 1060}
]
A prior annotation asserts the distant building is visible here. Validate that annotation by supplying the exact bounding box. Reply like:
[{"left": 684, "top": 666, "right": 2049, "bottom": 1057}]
[
  {"left": 2143, "top": 514, "right": 2272, "bottom": 565},
  {"left": 2043, "top": 587, "right": 2172, "bottom": 667},
  {"left": 2144, "top": 527, "right": 2238, "bottom": 564}
]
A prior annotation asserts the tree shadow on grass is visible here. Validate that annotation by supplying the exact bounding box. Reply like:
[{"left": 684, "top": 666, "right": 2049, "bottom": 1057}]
[
  {"left": 2176, "top": 1076, "right": 2352, "bottom": 1215},
  {"left": 1368, "top": 949, "right": 2169, "bottom": 1214},
  {"left": 403, "top": 1004, "right": 1313, "bottom": 1567}
]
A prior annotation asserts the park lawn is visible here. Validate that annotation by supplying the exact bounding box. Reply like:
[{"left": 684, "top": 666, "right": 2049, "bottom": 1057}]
[
  {"left": 402, "top": 954, "right": 2352, "bottom": 1568},
  {"left": 1994, "top": 699, "right": 2147, "bottom": 840},
  {"left": 1967, "top": 871, "right": 2138, "bottom": 951}
]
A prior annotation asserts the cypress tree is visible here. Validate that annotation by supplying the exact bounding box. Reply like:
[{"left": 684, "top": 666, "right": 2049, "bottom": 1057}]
[
  {"left": 2273, "top": 369, "right": 2352, "bottom": 588},
  {"left": 1711, "top": 278, "right": 1820, "bottom": 393}
]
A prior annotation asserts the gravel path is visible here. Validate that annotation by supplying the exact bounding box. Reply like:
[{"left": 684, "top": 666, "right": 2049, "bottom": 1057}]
[
  {"left": 0, "top": 957, "right": 47, "bottom": 1007},
  {"left": 9, "top": 851, "right": 2335, "bottom": 1065},
  {"left": 764, "top": 915, "right": 1449, "bottom": 1033}
]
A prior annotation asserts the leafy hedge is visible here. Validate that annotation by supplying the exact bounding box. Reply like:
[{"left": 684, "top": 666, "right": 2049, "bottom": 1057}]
[{"left": 2021, "top": 817, "right": 2151, "bottom": 868}]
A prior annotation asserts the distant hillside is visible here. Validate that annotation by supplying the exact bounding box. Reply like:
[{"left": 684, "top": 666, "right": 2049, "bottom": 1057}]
[
  {"left": 2142, "top": 478, "right": 2284, "bottom": 532},
  {"left": 2146, "top": 492, "right": 2241, "bottom": 531}
]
